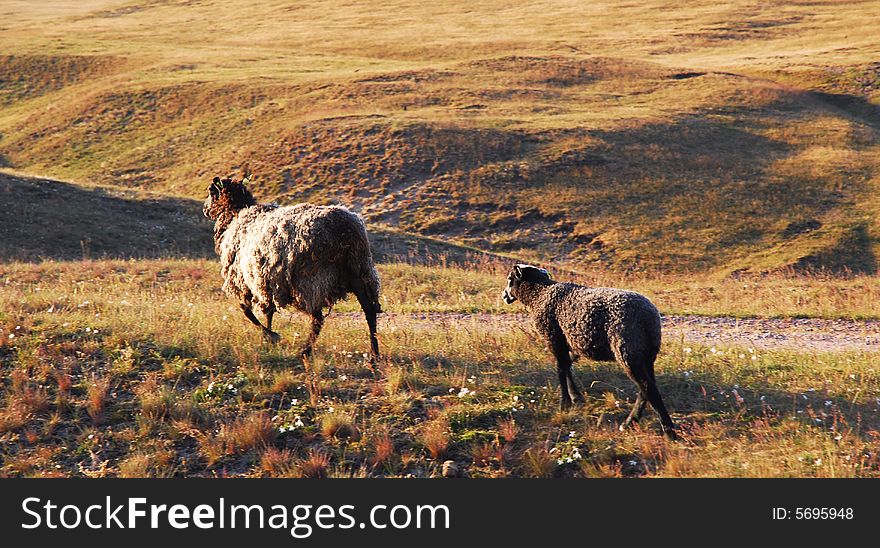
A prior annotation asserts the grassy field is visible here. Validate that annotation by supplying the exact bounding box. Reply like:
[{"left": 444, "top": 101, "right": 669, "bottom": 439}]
[
  {"left": 2, "top": 1, "right": 880, "bottom": 477},
  {"left": 1, "top": 259, "right": 880, "bottom": 478}
]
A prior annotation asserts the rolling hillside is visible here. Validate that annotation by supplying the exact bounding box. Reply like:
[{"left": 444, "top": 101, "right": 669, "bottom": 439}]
[{"left": 1, "top": 1, "right": 879, "bottom": 274}]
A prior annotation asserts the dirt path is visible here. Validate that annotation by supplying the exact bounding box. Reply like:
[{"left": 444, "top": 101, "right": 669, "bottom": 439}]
[{"left": 332, "top": 312, "right": 880, "bottom": 353}]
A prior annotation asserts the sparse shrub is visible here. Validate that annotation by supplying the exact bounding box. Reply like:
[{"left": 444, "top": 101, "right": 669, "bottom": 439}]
[
  {"left": 320, "top": 413, "right": 360, "bottom": 441},
  {"left": 499, "top": 418, "right": 518, "bottom": 443},
  {"left": 371, "top": 429, "right": 395, "bottom": 468},
  {"left": 260, "top": 446, "right": 297, "bottom": 477},
  {"left": 298, "top": 448, "right": 330, "bottom": 478},
  {"left": 195, "top": 431, "right": 226, "bottom": 467},
  {"left": 420, "top": 417, "right": 450, "bottom": 460},
  {"left": 218, "top": 413, "right": 276, "bottom": 453},
  {"left": 521, "top": 444, "right": 556, "bottom": 478},
  {"left": 118, "top": 449, "right": 176, "bottom": 478},
  {"left": 85, "top": 376, "right": 110, "bottom": 424},
  {"left": 270, "top": 371, "right": 299, "bottom": 394},
  {"left": 136, "top": 375, "right": 176, "bottom": 422},
  {"left": 0, "top": 402, "right": 29, "bottom": 433},
  {"left": 111, "top": 345, "right": 139, "bottom": 376}
]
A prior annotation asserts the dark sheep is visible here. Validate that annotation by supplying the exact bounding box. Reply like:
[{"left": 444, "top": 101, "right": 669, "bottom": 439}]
[
  {"left": 203, "top": 176, "right": 381, "bottom": 363},
  {"left": 502, "top": 264, "right": 676, "bottom": 438}
]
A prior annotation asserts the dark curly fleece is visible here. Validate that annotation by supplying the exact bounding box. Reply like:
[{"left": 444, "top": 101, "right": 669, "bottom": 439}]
[{"left": 503, "top": 264, "right": 675, "bottom": 438}]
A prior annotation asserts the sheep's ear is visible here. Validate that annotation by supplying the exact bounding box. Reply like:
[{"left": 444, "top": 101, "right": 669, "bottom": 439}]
[{"left": 513, "top": 264, "right": 523, "bottom": 279}]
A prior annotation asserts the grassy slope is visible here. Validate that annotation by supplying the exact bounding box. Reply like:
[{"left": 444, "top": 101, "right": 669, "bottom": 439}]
[
  {"left": 2, "top": 259, "right": 880, "bottom": 478},
  {"left": 1, "top": 1, "right": 879, "bottom": 274}
]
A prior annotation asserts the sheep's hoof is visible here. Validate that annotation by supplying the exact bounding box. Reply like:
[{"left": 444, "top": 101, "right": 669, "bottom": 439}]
[
  {"left": 262, "top": 330, "right": 281, "bottom": 344},
  {"left": 663, "top": 428, "right": 678, "bottom": 441}
]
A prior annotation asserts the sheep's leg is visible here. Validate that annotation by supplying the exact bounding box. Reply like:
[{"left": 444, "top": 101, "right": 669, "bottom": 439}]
[
  {"left": 643, "top": 379, "right": 677, "bottom": 440},
  {"left": 551, "top": 341, "right": 582, "bottom": 410},
  {"left": 565, "top": 368, "right": 586, "bottom": 405},
  {"left": 239, "top": 302, "right": 263, "bottom": 328},
  {"left": 618, "top": 348, "right": 677, "bottom": 439},
  {"left": 350, "top": 279, "right": 381, "bottom": 366},
  {"left": 239, "top": 302, "right": 281, "bottom": 344},
  {"left": 261, "top": 305, "right": 281, "bottom": 344},
  {"left": 619, "top": 393, "right": 648, "bottom": 430},
  {"left": 300, "top": 310, "right": 324, "bottom": 359}
]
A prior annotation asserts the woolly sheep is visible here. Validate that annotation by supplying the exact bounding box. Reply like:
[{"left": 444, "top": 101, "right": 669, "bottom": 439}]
[
  {"left": 502, "top": 264, "right": 676, "bottom": 438},
  {"left": 203, "top": 176, "right": 381, "bottom": 363}
]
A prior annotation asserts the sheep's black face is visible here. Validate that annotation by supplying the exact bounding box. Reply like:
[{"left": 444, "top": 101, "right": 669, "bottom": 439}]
[
  {"left": 202, "top": 177, "right": 223, "bottom": 220},
  {"left": 502, "top": 264, "right": 551, "bottom": 304},
  {"left": 203, "top": 176, "right": 257, "bottom": 221}
]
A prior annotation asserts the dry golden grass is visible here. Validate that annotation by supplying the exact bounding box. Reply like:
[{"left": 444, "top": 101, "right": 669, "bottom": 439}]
[
  {"left": 1, "top": 2, "right": 879, "bottom": 274},
  {"left": 2, "top": 2, "right": 880, "bottom": 478}
]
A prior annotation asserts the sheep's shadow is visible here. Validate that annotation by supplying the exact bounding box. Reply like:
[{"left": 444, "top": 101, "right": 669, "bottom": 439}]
[{"left": 0, "top": 172, "right": 214, "bottom": 261}]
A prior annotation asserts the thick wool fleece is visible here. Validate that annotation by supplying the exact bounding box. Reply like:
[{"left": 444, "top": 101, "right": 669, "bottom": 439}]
[
  {"left": 218, "top": 202, "right": 381, "bottom": 315},
  {"left": 517, "top": 283, "right": 661, "bottom": 366}
]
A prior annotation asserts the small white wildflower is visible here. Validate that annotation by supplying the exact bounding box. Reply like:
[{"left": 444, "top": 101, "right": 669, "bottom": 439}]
[
  {"left": 824, "top": 400, "right": 832, "bottom": 407},
  {"left": 683, "top": 347, "right": 692, "bottom": 354},
  {"left": 814, "top": 458, "right": 822, "bottom": 466},
  {"left": 628, "top": 460, "right": 638, "bottom": 466},
  {"left": 339, "top": 374, "right": 348, "bottom": 381}
]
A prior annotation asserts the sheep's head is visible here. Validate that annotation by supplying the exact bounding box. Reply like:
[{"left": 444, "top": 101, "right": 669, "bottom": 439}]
[
  {"left": 502, "top": 264, "right": 552, "bottom": 304},
  {"left": 203, "top": 176, "right": 257, "bottom": 221}
]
